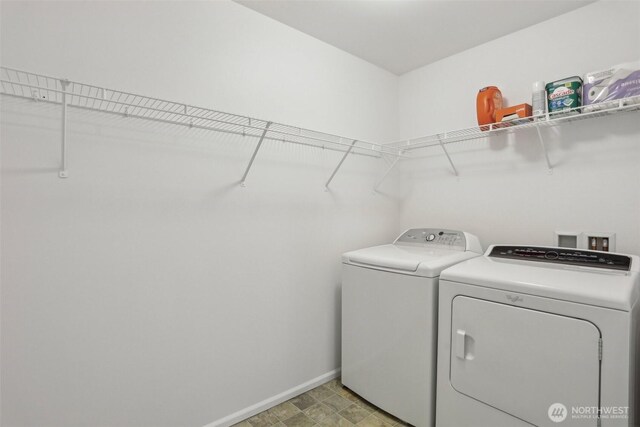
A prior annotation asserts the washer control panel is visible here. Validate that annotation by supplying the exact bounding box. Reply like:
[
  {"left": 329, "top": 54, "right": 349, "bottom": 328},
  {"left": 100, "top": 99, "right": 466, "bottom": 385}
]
[
  {"left": 396, "top": 228, "right": 467, "bottom": 250},
  {"left": 489, "top": 245, "right": 631, "bottom": 271}
]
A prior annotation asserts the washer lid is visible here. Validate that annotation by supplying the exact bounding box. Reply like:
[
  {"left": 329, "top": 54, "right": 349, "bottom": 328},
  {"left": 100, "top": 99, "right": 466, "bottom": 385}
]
[
  {"left": 441, "top": 245, "right": 640, "bottom": 311},
  {"left": 342, "top": 244, "right": 480, "bottom": 278}
]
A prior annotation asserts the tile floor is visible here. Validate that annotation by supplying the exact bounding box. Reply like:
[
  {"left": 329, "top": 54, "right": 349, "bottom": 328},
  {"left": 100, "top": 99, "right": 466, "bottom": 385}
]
[{"left": 232, "top": 378, "right": 412, "bottom": 427}]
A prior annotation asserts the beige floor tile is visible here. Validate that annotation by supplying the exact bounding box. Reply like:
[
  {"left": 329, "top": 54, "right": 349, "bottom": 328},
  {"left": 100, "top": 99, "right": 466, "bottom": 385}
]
[
  {"left": 373, "top": 410, "right": 403, "bottom": 425},
  {"left": 324, "top": 378, "right": 343, "bottom": 393},
  {"left": 303, "top": 402, "right": 336, "bottom": 423},
  {"left": 339, "top": 403, "right": 371, "bottom": 424},
  {"left": 270, "top": 401, "right": 300, "bottom": 422},
  {"left": 289, "top": 393, "right": 317, "bottom": 411},
  {"left": 235, "top": 381, "right": 413, "bottom": 427},
  {"left": 337, "top": 387, "right": 362, "bottom": 403},
  {"left": 247, "top": 409, "right": 281, "bottom": 426},
  {"left": 322, "top": 393, "right": 352, "bottom": 412},
  {"left": 357, "top": 413, "right": 394, "bottom": 427},
  {"left": 282, "top": 412, "right": 316, "bottom": 427},
  {"left": 354, "top": 399, "right": 377, "bottom": 413},
  {"left": 306, "top": 384, "right": 335, "bottom": 402},
  {"left": 317, "top": 413, "right": 355, "bottom": 426}
]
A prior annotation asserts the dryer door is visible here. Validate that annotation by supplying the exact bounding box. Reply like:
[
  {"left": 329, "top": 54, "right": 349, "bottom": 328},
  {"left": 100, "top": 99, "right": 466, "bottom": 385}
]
[{"left": 450, "top": 296, "right": 600, "bottom": 426}]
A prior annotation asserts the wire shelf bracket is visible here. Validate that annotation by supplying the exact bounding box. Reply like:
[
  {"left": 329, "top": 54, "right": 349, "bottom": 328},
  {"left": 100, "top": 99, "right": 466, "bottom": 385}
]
[
  {"left": 240, "top": 121, "right": 272, "bottom": 187},
  {"left": 325, "top": 139, "right": 357, "bottom": 191},
  {"left": 438, "top": 134, "right": 459, "bottom": 176},
  {"left": 535, "top": 126, "right": 553, "bottom": 174},
  {"left": 58, "top": 79, "right": 70, "bottom": 178},
  {"left": 373, "top": 151, "right": 403, "bottom": 192}
]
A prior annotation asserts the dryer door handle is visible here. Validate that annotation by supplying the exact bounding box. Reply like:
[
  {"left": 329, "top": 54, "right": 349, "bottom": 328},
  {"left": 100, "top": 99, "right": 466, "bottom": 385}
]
[{"left": 456, "top": 329, "right": 466, "bottom": 359}]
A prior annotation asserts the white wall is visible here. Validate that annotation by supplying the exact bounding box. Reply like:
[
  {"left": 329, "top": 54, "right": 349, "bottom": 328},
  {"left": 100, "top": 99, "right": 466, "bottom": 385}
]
[
  {"left": 397, "top": 0, "right": 640, "bottom": 255},
  {"left": 0, "top": 0, "right": 397, "bottom": 142},
  {"left": 0, "top": 2, "right": 399, "bottom": 427},
  {"left": 4, "top": 1, "right": 640, "bottom": 426}
]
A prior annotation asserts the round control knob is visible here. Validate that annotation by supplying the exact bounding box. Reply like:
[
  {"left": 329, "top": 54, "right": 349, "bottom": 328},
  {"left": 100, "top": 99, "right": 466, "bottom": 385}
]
[
  {"left": 426, "top": 234, "right": 436, "bottom": 242},
  {"left": 545, "top": 251, "right": 559, "bottom": 260}
]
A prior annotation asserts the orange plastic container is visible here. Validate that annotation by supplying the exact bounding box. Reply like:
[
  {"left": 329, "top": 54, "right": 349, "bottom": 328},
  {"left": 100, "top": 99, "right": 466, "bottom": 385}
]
[
  {"left": 495, "top": 103, "right": 532, "bottom": 123},
  {"left": 476, "top": 86, "right": 503, "bottom": 126}
]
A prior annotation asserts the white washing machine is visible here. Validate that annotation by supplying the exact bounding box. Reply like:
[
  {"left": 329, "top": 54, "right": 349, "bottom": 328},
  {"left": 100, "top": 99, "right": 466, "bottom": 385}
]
[
  {"left": 436, "top": 245, "right": 640, "bottom": 427},
  {"left": 341, "top": 228, "right": 482, "bottom": 427}
]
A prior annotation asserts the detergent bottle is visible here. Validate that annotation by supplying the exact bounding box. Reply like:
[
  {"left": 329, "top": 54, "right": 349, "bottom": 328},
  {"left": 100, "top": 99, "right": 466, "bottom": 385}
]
[{"left": 476, "top": 86, "right": 502, "bottom": 126}]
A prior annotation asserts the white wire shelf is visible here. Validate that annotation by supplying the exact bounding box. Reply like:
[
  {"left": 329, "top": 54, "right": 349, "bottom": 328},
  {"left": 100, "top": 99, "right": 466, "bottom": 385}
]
[
  {"left": 0, "top": 66, "right": 399, "bottom": 158},
  {"left": 0, "top": 66, "right": 403, "bottom": 187},
  {"left": 399, "top": 96, "right": 640, "bottom": 151},
  {"left": 392, "top": 95, "right": 640, "bottom": 176},
  {"left": 5, "top": 66, "right": 637, "bottom": 184}
]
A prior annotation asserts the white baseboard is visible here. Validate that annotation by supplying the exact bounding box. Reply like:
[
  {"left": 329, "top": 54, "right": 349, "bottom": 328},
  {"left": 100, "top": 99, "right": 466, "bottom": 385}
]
[{"left": 202, "top": 368, "right": 341, "bottom": 427}]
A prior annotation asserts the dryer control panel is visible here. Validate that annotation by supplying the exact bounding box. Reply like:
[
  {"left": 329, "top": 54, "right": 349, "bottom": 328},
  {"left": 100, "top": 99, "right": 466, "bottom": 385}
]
[
  {"left": 489, "top": 245, "right": 632, "bottom": 271},
  {"left": 396, "top": 228, "right": 467, "bottom": 250}
]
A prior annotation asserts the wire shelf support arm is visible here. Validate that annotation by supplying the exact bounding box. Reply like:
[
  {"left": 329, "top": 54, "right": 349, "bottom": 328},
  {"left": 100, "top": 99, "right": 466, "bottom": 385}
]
[
  {"left": 59, "top": 79, "right": 70, "bottom": 178},
  {"left": 240, "top": 121, "right": 272, "bottom": 187},
  {"left": 324, "top": 139, "right": 357, "bottom": 190}
]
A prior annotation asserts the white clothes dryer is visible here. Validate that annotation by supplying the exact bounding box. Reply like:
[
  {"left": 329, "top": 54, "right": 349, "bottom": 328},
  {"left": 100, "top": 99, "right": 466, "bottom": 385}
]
[
  {"left": 436, "top": 245, "right": 640, "bottom": 427},
  {"left": 341, "top": 229, "right": 482, "bottom": 427}
]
